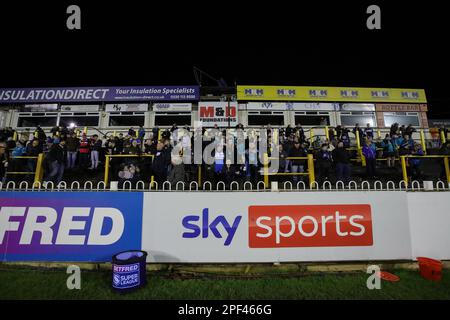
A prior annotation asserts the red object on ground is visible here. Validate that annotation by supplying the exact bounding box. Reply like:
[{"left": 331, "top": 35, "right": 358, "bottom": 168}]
[
  {"left": 417, "top": 257, "right": 442, "bottom": 282},
  {"left": 377, "top": 271, "right": 400, "bottom": 282}
]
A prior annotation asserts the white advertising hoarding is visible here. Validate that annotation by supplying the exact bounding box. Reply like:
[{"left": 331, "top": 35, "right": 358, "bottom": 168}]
[
  {"left": 407, "top": 193, "right": 450, "bottom": 260},
  {"left": 246, "top": 102, "right": 337, "bottom": 111},
  {"left": 340, "top": 104, "right": 376, "bottom": 112},
  {"left": 142, "top": 192, "right": 412, "bottom": 263},
  {"left": 105, "top": 103, "right": 149, "bottom": 112},
  {"left": 152, "top": 103, "right": 192, "bottom": 112},
  {"left": 23, "top": 104, "right": 58, "bottom": 111},
  {"left": 60, "top": 104, "right": 100, "bottom": 112}
]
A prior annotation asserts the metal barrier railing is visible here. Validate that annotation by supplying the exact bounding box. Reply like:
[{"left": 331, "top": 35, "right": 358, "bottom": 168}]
[
  {"left": 6, "top": 153, "right": 45, "bottom": 185},
  {"left": 400, "top": 155, "right": 450, "bottom": 185},
  {"left": 1, "top": 179, "right": 448, "bottom": 192},
  {"left": 104, "top": 154, "right": 154, "bottom": 186},
  {"left": 263, "top": 154, "right": 315, "bottom": 188}
]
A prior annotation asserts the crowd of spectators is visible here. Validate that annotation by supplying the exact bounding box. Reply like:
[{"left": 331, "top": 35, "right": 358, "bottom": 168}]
[{"left": 0, "top": 122, "right": 449, "bottom": 188}]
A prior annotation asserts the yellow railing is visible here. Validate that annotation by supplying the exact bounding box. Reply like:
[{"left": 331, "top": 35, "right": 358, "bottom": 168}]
[
  {"left": 6, "top": 153, "right": 45, "bottom": 185},
  {"left": 104, "top": 154, "right": 154, "bottom": 185},
  {"left": 356, "top": 129, "right": 428, "bottom": 165},
  {"left": 263, "top": 153, "right": 315, "bottom": 189},
  {"left": 355, "top": 130, "right": 366, "bottom": 167},
  {"left": 400, "top": 155, "right": 450, "bottom": 185}
]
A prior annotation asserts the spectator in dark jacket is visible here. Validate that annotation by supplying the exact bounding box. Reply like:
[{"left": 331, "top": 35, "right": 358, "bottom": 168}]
[
  {"left": 409, "top": 143, "right": 424, "bottom": 181},
  {"left": 276, "top": 144, "right": 289, "bottom": 182},
  {"left": 128, "top": 127, "right": 136, "bottom": 137},
  {"left": 285, "top": 125, "right": 294, "bottom": 138},
  {"left": 34, "top": 126, "right": 47, "bottom": 142},
  {"left": 66, "top": 132, "right": 79, "bottom": 170},
  {"left": 353, "top": 123, "right": 364, "bottom": 141},
  {"left": 0, "top": 142, "right": 8, "bottom": 183},
  {"left": 44, "top": 139, "right": 66, "bottom": 184},
  {"left": 289, "top": 141, "right": 308, "bottom": 184},
  {"left": 390, "top": 123, "right": 399, "bottom": 137},
  {"left": 294, "top": 124, "right": 305, "bottom": 142},
  {"left": 339, "top": 126, "right": 351, "bottom": 147},
  {"left": 316, "top": 144, "right": 333, "bottom": 185},
  {"left": 364, "top": 123, "right": 374, "bottom": 139},
  {"left": 381, "top": 134, "right": 397, "bottom": 168},
  {"left": 144, "top": 138, "right": 157, "bottom": 155},
  {"left": 405, "top": 124, "right": 416, "bottom": 138},
  {"left": 333, "top": 141, "right": 351, "bottom": 184},
  {"left": 114, "top": 133, "right": 124, "bottom": 153},
  {"left": 152, "top": 141, "right": 171, "bottom": 186},
  {"left": 399, "top": 134, "right": 414, "bottom": 156},
  {"left": 26, "top": 139, "right": 42, "bottom": 174}
]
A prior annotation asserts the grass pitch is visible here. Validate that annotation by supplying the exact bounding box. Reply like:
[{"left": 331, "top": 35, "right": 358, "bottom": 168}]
[{"left": 0, "top": 266, "right": 449, "bottom": 300}]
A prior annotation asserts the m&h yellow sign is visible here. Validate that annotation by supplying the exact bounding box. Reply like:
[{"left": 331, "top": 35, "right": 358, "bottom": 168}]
[{"left": 237, "top": 85, "right": 427, "bottom": 103}]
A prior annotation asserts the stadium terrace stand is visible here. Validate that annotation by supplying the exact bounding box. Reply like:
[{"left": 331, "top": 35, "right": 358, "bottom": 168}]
[
  {"left": 0, "top": 85, "right": 449, "bottom": 191},
  {"left": 1, "top": 85, "right": 450, "bottom": 266}
]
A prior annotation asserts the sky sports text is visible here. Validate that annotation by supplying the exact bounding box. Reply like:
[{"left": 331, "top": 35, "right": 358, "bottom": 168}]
[{"left": 182, "top": 205, "right": 373, "bottom": 247}]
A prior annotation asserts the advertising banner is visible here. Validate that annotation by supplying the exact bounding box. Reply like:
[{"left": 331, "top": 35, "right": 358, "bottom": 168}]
[
  {"left": 0, "top": 86, "right": 200, "bottom": 103},
  {"left": 198, "top": 102, "right": 238, "bottom": 127},
  {"left": 339, "top": 104, "right": 375, "bottom": 112},
  {"left": 407, "top": 193, "right": 450, "bottom": 260},
  {"left": 375, "top": 104, "right": 427, "bottom": 112},
  {"left": 61, "top": 105, "right": 100, "bottom": 112},
  {"left": 246, "top": 102, "right": 337, "bottom": 111},
  {"left": 105, "top": 104, "right": 149, "bottom": 112},
  {"left": 23, "top": 104, "right": 58, "bottom": 112},
  {"left": 141, "top": 192, "right": 412, "bottom": 263},
  {"left": 152, "top": 103, "right": 192, "bottom": 112},
  {"left": 0, "top": 192, "right": 143, "bottom": 262},
  {"left": 237, "top": 85, "right": 427, "bottom": 103},
  {"left": 3, "top": 191, "right": 450, "bottom": 263}
]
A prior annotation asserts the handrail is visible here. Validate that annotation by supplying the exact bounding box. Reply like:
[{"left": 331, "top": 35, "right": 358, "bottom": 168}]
[
  {"left": 263, "top": 153, "right": 315, "bottom": 188},
  {"left": 400, "top": 155, "right": 450, "bottom": 185},
  {"left": 6, "top": 153, "right": 45, "bottom": 185},
  {"left": 1, "top": 179, "right": 448, "bottom": 192}
]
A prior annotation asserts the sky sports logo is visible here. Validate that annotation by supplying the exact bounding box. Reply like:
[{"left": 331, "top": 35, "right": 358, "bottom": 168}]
[
  {"left": 249, "top": 205, "right": 373, "bottom": 248},
  {"left": 182, "top": 205, "right": 373, "bottom": 248}
]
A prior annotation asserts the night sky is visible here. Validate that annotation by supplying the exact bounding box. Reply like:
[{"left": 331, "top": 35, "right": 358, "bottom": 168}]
[{"left": 0, "top": 2, "right": 448, "bottom": 118}]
